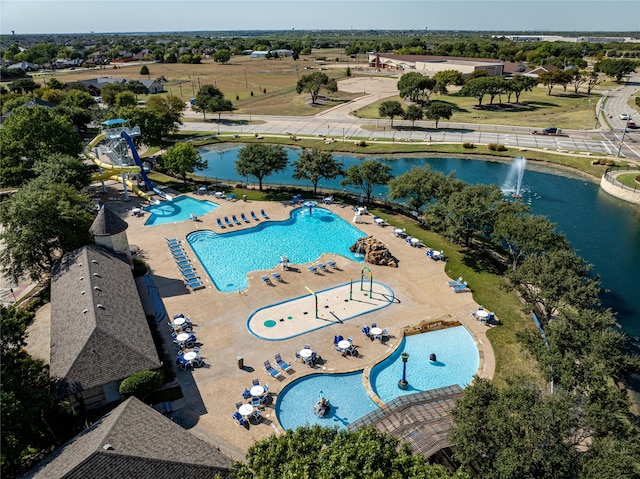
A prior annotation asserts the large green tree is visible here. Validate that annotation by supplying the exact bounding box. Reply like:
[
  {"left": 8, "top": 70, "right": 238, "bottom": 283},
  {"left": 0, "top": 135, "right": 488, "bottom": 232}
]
[
  {"left": 397, "top": 72, "right": 437, "bottom": 104},
  {"left": 0, "top": 106, "right": 82, "bottom": 187},
  {"left": 594, "top": 58, "right": 637, "bottom": 82},
  {"left": 235, "top": 143, "right": 289, "bottom": 190},
  {"left": 1, "top": 305, "right": 81, "bottom": 478},
  {"left": 388, "top": 165, "right": 453, "bottom": 213},
  {"left": 459, "top": 76, "right": 497, "bottom": 107},
  {"left": 425, "top": 103, "right": 453, "bottom": 128},
  {"left": 145, "top": 94, "right": 185, "bottom": 134},
  {"left": 295, "top": 71, "right": 338, "bottom": 105},
  {"left": 341, "top": 159, "right": 393, "bottom": 203},
  {"left": 0, "top": 179, "right": 94, "bottom": 282},
  {"left": 233, "top": 424, "right": 470, "bottom": 479},
  {"left": 213, "top": 49, "right": 231, "bottom": 64},
  {"left": 402, "top": 104, "right": 424, "bottom": 128},
  {"left": 161, "top": 143, "right": 206, "bottom": 183},
  {"left": 291, "top": 147, "right": 344, "bottom": 194},
  {"left": 33, "top": 154, "right": 91, "bottom": 191},
  {"left": 450, "top": 378, "right": 580, "bottom": 479},
  {"left": 379, "top": 100, "right": 404, "bottom": 127}
]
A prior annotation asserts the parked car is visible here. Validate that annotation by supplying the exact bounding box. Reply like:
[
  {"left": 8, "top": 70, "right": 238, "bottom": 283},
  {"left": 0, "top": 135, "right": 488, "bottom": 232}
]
[{"left": 619, "top": 112, "right": 630, "bottom": 120}]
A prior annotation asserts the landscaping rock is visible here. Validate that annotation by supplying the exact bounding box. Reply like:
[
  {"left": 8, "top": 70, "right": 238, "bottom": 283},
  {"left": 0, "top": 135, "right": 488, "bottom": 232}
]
[{"left": 350, "top": 236, "right": 398, "bottom": 267}]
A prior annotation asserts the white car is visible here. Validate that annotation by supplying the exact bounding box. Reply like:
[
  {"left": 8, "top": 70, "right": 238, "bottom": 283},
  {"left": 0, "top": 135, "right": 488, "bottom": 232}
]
[{"left": 619, "top": 112, "right": 630, "bottom": 120}]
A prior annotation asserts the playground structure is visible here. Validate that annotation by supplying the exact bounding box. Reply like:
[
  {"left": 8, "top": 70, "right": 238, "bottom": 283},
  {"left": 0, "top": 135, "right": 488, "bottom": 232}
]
[{"left": 86, "top": 119, "right": 172, "bottom": 203}]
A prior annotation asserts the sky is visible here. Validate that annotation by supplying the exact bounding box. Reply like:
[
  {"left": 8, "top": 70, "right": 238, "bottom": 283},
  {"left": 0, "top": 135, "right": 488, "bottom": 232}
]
[{"left": 1, "top": 0, "right": 639, "bottom": 35}]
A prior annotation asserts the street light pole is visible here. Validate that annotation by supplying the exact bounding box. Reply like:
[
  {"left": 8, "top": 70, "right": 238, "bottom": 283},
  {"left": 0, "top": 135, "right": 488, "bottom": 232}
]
[
  {"left": 584, "top": 99, "right": 592, "bottom": 137},
  {"left": 616, "top": 121, "right": 629, "bottom": 157}
]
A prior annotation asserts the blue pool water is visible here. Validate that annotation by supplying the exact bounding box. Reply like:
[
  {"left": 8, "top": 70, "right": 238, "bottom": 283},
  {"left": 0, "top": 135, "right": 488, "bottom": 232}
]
[
  {"left": 370, "top": 326, "right": 479, "bottom": 402},
  {"left": 187, "top": 207, "right": 366, "bottom": 292},
  {"left": 275, "top": 327, "right": 479, "bottom": 430},
  {"left": 144, "top": 196, "right": 217, "bottom": 226},
  {"left": 276, "top": 372, "right": 378, "bottom": 431}
]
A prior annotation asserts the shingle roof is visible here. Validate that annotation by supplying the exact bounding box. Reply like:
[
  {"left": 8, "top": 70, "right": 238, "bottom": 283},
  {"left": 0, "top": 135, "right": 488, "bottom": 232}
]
[
  {"left": 347, "top": 385, "right": 464, "bottom": 459},
  {"left": 21, "top": 397, "right": 232, "bottom": 479},
  {"left": 50, "top": 245, "right": 160, "bottom": 395},
  {"left": 89, "top": 206, "right": 128, "bottom": 236}
]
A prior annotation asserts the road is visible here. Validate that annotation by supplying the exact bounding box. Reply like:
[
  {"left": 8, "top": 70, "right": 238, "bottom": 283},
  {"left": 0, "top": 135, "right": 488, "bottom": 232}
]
[{"left": 181, "top": 75, "right": 640, "bottom": 160}]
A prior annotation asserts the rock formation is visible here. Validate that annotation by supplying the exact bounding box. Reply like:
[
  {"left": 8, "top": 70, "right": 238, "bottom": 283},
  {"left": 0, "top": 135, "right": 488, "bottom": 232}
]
[{"left": 350, "top": 236, "right": 398, "bottom": 267}]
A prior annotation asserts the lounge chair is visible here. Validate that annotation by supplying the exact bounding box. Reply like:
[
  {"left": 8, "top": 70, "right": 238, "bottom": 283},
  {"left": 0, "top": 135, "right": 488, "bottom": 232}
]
[
  {"left": 242, "top": 389, "right": 252, "bottom": 399},
  {"left": 250, "top": 211, "right": 259, "bottom": 221},
  {"left": 186, "top": 280, "right": 205, "bottom": 291},
  {"left": 272, "top": 272, "right": 284, "bottom": 282},
  {"left": 166, "top": 238, "right": 180, "bottom": 244},
  {"left": 447, "top": 276, "right": 463, "bottom": 286},
  {"left": 182, "top": 272, "right": 200, "bottom": 280},
  {"left": 264, "top": 360, "right": 283, "bottom": 378},
  {"left": 173, "top": 255, "right": 189, "bottom": 263},
  {"left": 308, "top": 265, "right": 318, "bottom": 274},
  {"left": 361, "top": 326, "right": 370, "bottom": 338},
  {"left": 274, "top": 353, "right": 292, "bottom": 372},
  {"left": 327, "top": 260, "right": 338, "bottom": 269},
  {"left": 217, "top": 218, "right": 225, "bottom": 228},
  {"left": 233, "top": 411, "right": 247, "bottom": 427},
  {"left": 261, "top": 275, "right": 273, "bottom": 285},
  {"left": 176, "top": 260, "right": 192, "bottom": 269},
  {"left": 252, "top": 378, "right": 260, "bottom": 386},
  {"left": 232, "top": 215, "right": 241, "bottom": 225},
  {"left": 451, "top": 281, "right": 468, "bottom": 293},
  {"left": 251, "top": 409, "right": 263, "bottom": 423},
  {"left": 241, "top": 213, "right": 250, "bottom": 223},
  {"left": 316, "top": 263, "right": 328, "bottom": 272},
  {"left": 261, "top": 209, "right": 269, "bottom": 219},
  {"left": 224, "top": 216, "right": 232, "bottom": 227}
]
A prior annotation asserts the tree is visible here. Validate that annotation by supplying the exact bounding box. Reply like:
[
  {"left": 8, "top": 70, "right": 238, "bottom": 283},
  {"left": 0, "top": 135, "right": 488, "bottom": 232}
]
[
  {"left": 538, "top": 70, "right": 567, "bottom": 96},
  {"left": 213, "top": 49, "right": 231, "bottom": 64},
  {"left": 208, "top": 95, "right": 235, "bottom": 132},
  {"left": 161, "top": 143, "right": 206, "bottom": 183},
  {"left": 7, "top": 78, "right": 38, "bottom": 94},
  {"left": 459, "top": 76, "right": 495, "bottom": 107},
  {"left": 126, "top": 80, "right": 149, "bottom": 98},
  {"left": 295, "top": 71, "right": 338, "bottom": 105},
  {"left": 291, "top": 147, "right": 344, "bottom": 194},
  {"left": 586, "top": 71, "right": 601, "bottom": 94},
  {"left": 402, "top": 104, "right": 423, "bottom": 128},
  {"left": 388, "top": 165, "right": 452, "bottom": 213},
  {"left": 0, "top": 179, "right": 94, "bottom": 283},
  {"left": 594, "top": 58, "right": 637, "bottom": 82},
  {"left": 115, "top": 90, "right": 137, "bottom": 108},
  {"left": 507, "top": 76, "right": 537, "bottom": 103},
  {"left": 379, "top": 100, "right": 404, "bottom": 127},
  {"left": 233, "top": 424, "right": 468, "bottom": 479},
  {"left": 33, "top": 153, "right": 91, "bottom": 190},
  {"left": 433, "top": 70, "right": 465, "bottom": 94},
  {"left": 1, "top": 304, "right": 81, "bottom": 478},
  {"left": 145, "top": 94, "right": 185, "bottom": 135},
  {"left": 507, "top": 250, "right": 601, "bottom": 324},
  {"left": 45, "top": 77, "right": 65, "bottom": 90},
  {"left": 341, "top": 159, "right": 393, "bottom": 203},
  {"left": 0, "top": 106, "right": 82, "bottom": 186},
  {"left": 235, "top": 143, "right": 289, "bottom": 190},
  {"left": 140, "top": 65, "right": 149, "bottom": 75},
  {"left": 425, "top": 103, "right": 453, "bottom": 128},
  {"left": 450, "top": 378, "right": 580, "bottom": 479},
  {"left": 192, "top": 84, "right": 224, "bottom": 121},
  {"left": 61, "top": 89, "right": 96, "bottom": 110},
  {"left": 397, "top": 72, "right": 437, "bottom": 104},
  {"left": 491, "top": 212, "right": 570, "bottom": 271},
  {"left": 100, "top": 82, "right": 127, "bottom": 106}
]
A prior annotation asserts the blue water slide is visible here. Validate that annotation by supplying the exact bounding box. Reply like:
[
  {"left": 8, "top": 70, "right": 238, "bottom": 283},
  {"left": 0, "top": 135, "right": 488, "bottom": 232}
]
[{"left": 120, "top": 131, "right": 172, "bottom": 201}]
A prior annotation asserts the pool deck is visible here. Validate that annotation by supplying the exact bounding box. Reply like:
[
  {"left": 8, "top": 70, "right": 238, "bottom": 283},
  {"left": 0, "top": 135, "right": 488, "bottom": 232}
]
[{"left": 26, "top": 182, "right": 496, "bottom": 463}]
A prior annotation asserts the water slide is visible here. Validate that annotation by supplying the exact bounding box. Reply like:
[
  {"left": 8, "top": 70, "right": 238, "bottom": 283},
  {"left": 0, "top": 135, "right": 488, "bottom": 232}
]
[{"left": 86, "top": 132, "right": 171, "bottom": 202}]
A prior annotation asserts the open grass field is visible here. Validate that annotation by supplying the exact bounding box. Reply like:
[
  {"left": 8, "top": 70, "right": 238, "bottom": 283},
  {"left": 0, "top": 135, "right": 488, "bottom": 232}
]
[{"left": 353, "top": 88, "right": 602, "bottom": 130}]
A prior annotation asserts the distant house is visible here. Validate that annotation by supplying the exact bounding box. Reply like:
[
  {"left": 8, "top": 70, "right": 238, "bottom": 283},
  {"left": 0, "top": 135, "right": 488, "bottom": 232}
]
[
  {"left": 140, "top": 78, "right": 164, "bottom": 94},
  {"left": 79, "top": 77, "right": 164, "bottom": 95},
  {"left": 50, "top": 209, "right": 160, "bottom": 410},
  {"left": 7, "top": 61, "right": 38, "bottom": 71},
  {"left": 522, "top": 64, "right": 560, "bottom": 78},
  {"left": 20, "top": 397, "right": 233, "bottom": 479},
  {"left": 250, "top": 51, "right": 269, "bottom": 58}
]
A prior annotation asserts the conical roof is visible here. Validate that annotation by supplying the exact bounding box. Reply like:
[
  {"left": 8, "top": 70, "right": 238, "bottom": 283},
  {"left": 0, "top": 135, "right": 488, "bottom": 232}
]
[{"left": 89, "top": 206, "right": 129, "bottom": 236}]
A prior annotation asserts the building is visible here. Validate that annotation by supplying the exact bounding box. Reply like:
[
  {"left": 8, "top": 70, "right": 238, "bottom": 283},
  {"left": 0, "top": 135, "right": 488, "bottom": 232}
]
[
  {"left": 20, "top": 397, "right": 233, "bottom": 479},
  {"left": 79, "top": 77, "right": 164, "bottom": 95},
  {"left": 49, "top": 207, "right": 160, "bottom": 409},
  {"left": 369, "top": 53, "right": 505, "bottom": 77}
]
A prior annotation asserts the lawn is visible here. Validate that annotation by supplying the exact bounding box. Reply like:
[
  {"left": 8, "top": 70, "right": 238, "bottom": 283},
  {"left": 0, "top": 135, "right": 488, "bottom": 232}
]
[
  {"left": 352, "top": 87, "right": 601, "bottom": 130},
  {"left": 616, "top": 172, "right": 640, "bottom": 188}
]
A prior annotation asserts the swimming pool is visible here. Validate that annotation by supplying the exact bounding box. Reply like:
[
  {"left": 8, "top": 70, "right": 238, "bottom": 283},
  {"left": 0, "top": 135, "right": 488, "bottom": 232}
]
[
  {"left": 143, "top": 196, "right": 217, "bottom": 226},
  {"left": 276, "top": 372, "right": 378, "bottom": 431},
  {"left": 187, "top": 207, "right": 366, "bottom": 292},
  {"left": 275, "top": 326, "right": 479, "bottom": 430},
  {"left": 370, "top": 326, "right": 479, "bottom": 402}
]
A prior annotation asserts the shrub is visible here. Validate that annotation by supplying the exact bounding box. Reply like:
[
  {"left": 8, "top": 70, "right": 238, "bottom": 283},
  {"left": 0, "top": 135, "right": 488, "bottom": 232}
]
[
  {"left": 463, "top": 142, "right": 475, "bottom": 149},
  {"left": 635, "top": 97, "right": 640, "bottom": 107},
  {"left": 119, "top": 370, "right": 164, "bottom": 400},
  {"left": 132, "top": 258, "right": 148, "bottom": 276},
  {"left": 487, "top": 143, "right": 507, "bottom": 151},
  {"left": 263, "top": 88, "right": 267, "bottom": 94}
]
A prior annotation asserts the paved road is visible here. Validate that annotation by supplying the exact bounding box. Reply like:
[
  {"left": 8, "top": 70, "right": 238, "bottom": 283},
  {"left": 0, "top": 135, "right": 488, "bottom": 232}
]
[{"left": 181, "top": 75, "right": 640, "bottom": 160}]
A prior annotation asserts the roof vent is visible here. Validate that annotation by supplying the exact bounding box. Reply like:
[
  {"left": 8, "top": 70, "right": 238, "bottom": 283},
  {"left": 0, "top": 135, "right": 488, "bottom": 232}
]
[
  {"left": 78, "top": 263, "right": 83, "bottom": 267},
  {"left": 103, "top": 444, "right": 114, "bottom": 451},
  {"left": 81, "top": 291, "right": 86, "bottom": 295},
  {"left": 80, "top": 276, "right": 84, "bottom": 280},
  {"left": 93, "top": 273, "right": 101, "bottom": 278},
  {"left": 91, "top": 260, "right": 98, "bottom": 264},
  {"left": 94, "top": 286, "right": 102, "bottom": 292},
  {"left": 97, "top": 304, "right": 105, "bottom": 310},
  {"left": 83, "top": 309, "right": 88, "bottom": 314}
]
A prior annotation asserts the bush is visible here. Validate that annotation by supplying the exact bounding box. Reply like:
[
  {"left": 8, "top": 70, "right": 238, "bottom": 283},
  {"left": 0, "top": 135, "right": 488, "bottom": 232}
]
[
  {"left": 635, "top": 97, "right": 640, "bottom": 107},
  {"left": 463, "top": 142, "right": 475, "bottom": 149},
  {"left": 132, "top": 258, "right": 148, "bottom": 276},
  {"left": 119, "top": 370, "right": 164, "bottom": 400},
  {"left": 487, "top": 143, "right": 507, "bottom": 151}
]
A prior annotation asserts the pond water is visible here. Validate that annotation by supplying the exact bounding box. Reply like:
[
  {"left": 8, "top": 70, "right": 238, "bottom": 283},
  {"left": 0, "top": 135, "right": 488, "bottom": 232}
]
[{"left": 198, "top": 146, "right": 640, "bottom": 339}]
